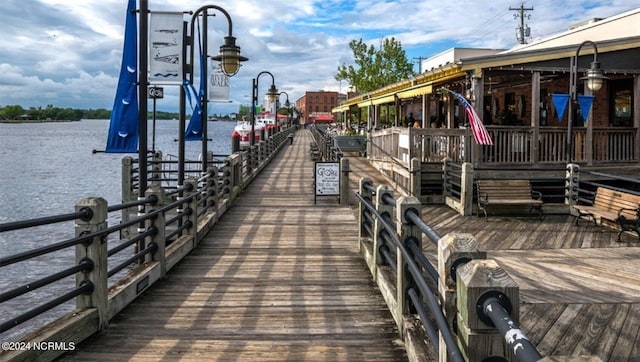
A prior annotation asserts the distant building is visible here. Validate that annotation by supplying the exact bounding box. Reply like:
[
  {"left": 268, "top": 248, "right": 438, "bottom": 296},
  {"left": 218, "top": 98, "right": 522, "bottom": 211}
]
[{"left": 295, "top": 91, "right": 341, "bottom": 124}]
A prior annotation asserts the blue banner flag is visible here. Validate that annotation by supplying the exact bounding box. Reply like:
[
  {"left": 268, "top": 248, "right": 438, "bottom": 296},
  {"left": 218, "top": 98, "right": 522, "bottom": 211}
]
[
  {"left": 184, "top": 22, "right": 205, "bottom": 141},
  {"left": 577, "top": 95, "right": 595, "bottom": 124},
  {"left": 106, "top": 0, "right": 139, "bottom": 153},
  {"left": 551, "top": 94, "right": 569, "bottom": 123}
]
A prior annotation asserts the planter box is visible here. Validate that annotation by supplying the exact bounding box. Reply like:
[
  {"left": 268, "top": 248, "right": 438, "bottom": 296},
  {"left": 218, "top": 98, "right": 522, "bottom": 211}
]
[{"left": 334, "top": 136, "right": 366, "bottom": 152}]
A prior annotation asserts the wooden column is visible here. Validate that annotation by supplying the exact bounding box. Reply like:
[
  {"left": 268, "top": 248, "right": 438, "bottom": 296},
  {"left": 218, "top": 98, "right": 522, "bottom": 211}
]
[
  {"left": 531, "top": 72, "right": 541, "bottom": 164},
  {"left": 75, "top": 197, "right": 108, "bottom": 330},
  {"left": 145, "top": 185, "right": 166, "bottom": 277},
  {"left": 438, "top": 233, "right": 486, "bottom": 361},
  {"left": 340, "top": 158, "right": 350, "bottom": 206},
  {"left": 409, "top": 158, "right": 421, "bottom": 200},
  {"left": 457, "top": 259, "right": 519, "bottom": 361},
  {"left": 374, "top": 185, "right": 394, "bottom": 278}
]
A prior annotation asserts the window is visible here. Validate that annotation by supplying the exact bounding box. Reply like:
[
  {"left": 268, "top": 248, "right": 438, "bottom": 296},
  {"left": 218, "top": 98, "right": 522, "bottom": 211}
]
[{"left": 610, "top": 79, "right": 633, "bottom": 127}]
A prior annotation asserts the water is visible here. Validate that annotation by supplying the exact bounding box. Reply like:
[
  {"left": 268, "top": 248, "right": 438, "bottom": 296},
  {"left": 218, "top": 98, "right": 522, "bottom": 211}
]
[{"left": 0, "top": 119, "right": 235, "bottom": 343}]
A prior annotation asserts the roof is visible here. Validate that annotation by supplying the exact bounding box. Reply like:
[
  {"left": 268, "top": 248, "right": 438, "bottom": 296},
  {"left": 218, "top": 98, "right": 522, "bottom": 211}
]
[{"left": 333, "top": 7, "right": 640, "bottom": 113}]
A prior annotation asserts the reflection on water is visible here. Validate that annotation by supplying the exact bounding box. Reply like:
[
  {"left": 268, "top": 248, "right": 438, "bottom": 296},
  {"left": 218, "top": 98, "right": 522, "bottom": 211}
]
[{"left": 0, "top": 119, "right": 234, "bottom": 343}]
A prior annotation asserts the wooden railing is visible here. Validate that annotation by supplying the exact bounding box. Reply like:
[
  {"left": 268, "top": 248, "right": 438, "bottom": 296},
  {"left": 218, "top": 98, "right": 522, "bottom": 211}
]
[{"left": 370, "top": 126, "right": 637, "bottom": 166}]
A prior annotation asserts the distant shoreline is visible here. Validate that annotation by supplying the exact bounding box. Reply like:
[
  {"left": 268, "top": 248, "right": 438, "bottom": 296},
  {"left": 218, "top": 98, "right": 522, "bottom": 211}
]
[{"left": 0, "top": 119, "right": 76, "bottom": 124}]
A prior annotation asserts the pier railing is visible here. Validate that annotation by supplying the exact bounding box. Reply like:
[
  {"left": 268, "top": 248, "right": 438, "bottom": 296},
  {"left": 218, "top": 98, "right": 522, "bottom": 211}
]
[
  {"left": 0, "top": 126, "right": 294, "bottom": 362},
  {"left": 370, "top": 126, "right": 637, "bottom": 166},
  {"left": 356, "top": 178, "right": 542, "bottom": 361}
]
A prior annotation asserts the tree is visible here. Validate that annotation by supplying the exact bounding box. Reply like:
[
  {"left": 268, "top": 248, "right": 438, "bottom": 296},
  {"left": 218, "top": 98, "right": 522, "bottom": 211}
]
[{"left": 335, "top": 37, "right": 415, "bottom": 94}]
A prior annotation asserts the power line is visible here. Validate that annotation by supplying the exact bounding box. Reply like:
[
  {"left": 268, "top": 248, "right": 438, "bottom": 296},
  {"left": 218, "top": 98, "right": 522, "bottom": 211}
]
[{"left": 510, "top": 2, "right": 534, "bottom": 44}]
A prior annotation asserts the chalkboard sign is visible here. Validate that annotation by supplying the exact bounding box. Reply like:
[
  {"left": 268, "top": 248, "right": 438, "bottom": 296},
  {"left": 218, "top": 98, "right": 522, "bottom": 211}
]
[{"left": 314, "top": 162, "right": 340, "bottom": 203}]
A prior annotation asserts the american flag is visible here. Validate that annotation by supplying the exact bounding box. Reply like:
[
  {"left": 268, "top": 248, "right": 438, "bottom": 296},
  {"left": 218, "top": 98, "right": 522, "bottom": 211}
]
[{"left": 442, "top": 88, "right": 494, "bottom": 146}]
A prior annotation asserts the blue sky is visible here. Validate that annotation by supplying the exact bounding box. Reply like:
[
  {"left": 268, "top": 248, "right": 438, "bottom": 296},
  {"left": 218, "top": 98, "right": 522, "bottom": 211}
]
[{"left": 0, "top": 0, "right": 637, "bottom": 116}]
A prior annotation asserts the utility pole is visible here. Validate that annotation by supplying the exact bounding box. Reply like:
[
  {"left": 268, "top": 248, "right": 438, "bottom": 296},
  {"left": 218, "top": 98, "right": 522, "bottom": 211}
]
[
  {"left": 510, "top": 3, "right": 533, "bottom": 44},
  {"left": 413, "top": 56, "right": 426, "bottom": 74}
]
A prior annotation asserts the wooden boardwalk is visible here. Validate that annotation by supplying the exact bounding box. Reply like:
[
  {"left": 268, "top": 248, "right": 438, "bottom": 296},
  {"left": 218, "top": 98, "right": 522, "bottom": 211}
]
[
  {"left": 419, "top": 205, "right": 640, "bottom": 360},
  {"left": 61, "top": 130, "right": 407, "bottom": 361},
  {"left": 60, "top": 129, "right": 640, "bottom": 361}
]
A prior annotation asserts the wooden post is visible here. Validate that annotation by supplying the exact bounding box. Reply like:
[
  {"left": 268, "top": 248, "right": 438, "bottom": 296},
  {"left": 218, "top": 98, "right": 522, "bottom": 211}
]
[
  {"left": 145, "top": 186, "right": 166, "bottom": 277},
  {"left": 457, "top": 259, "right": 519, "bottom": 361},
  {"left": 566, "top": 163, "right": 580, "bottom": 213},
  {"left": 359, "top": 177, "right": 373, "bottom": 259},
  {"left": 340, "top": 158, "right": 350, "bottom": 206},
  {"left": 227, "top": 153, "right": 242, "bottom": 200},
  {"left": 150, "top": 151, "right": 162, "bottom": 187},
  {"left": 373, "top": 185, "right": 394, "bottom": 279},
  {"left": 409, "top": 157, "right": 421, "bottom": 200},
  {"left": 437, "top": 233, "right": 486, "bottom": 361},
  {"left": 75, "top": 197, "right": 108, "bottom": 330},
  {"left": 206, "top": 166, "right": 219, "bottom": 216},
  {"left": 395, "top": 196, "right": 422, "bottom": 333},
  {"left": 460, "top": 162, "right": 474, "bottom": 216},
  {"left": 184, "top": 178, "right": 198, "bottom": 241}
]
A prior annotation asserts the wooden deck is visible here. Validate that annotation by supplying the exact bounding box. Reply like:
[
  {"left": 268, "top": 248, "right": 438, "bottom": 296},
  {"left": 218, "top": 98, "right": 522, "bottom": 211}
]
[
  {"left": 60, "top": 130, "right": 407, "bottom": 361},
  {"left": 419, "top": 207, "right": 640, "bottom": 360},
  {"left": 60, "top": 129, "right": 640, "bottom": 361}
]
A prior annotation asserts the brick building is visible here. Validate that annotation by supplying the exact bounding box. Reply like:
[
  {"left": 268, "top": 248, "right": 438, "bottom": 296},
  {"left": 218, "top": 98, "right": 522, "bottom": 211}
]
[{"left": 295, "top": 91, "right": 340, "bottom": 124}]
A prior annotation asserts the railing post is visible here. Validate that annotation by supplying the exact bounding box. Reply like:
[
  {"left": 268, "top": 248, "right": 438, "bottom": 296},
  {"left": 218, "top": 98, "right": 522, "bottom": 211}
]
[
  {"left": 443, "top": 158, "right": 452, "bottom": 199},
  {"left": 409, "top": 157, "right": 421, "bottom": 199},
  {"left": 184, "top": 178, "right": 199, "bottom": 241},
  {"left": 145, "top": 185, "right": 166, "bottom": 277},
  {"left": 395, "top": 196, "right": 422, "bottom": 334},
  {"left": 566, "top": 163, "right": 580, "bottom": 214},
  {"left": 461, "top": 162, "right": 474, "bottom": 216},
  {"left": 457, "top": 259, "right": 519, "bottom": 361},
  {"left": 340, "top": 158, "right": 350, "bottom": 206},
  {"left": 358, "top": 177, "right": 374, "bottom": 264},
  {"left": 150, "top": 151, "right": 162, "bottom": 187},
  {"left": 206, "top": 166, "right": 219, "bottom": 217},
  {"left": 75, "top": 197, "right": 108, "bottom": 330},
  {"left": 227, "top": 153, "right": 243, "bottom": 201},
  {"left": 373, "top": 185, "right": 394, "bottom": 280},
  {"left": 438, "top": 233, "right": 486, "bottom": 361}
]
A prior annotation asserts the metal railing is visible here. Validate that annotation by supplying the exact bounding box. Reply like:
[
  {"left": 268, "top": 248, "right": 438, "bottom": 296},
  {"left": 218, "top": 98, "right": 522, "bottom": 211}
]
[
  {"left": 0, "top": 125, "right": 294, "bottom": 361},
  {"left": 356, "top": 178, "right": 542, "bottom": 361}
]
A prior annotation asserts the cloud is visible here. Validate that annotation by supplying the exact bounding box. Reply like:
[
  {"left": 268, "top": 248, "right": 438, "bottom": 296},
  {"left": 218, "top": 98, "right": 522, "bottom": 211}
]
[{"left": 0, "top": 0, "right": 637, "bottom": 115}]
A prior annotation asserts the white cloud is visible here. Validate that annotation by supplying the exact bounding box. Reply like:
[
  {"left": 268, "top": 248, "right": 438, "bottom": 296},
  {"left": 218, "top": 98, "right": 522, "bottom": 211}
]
[{"left": 0, "top": 0, "right": 637, "bottom": 114}]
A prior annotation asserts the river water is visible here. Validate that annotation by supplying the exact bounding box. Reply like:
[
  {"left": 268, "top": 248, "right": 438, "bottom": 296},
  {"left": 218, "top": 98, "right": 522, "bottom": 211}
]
[{"left": 0, "top": 119, "right": 235, "bottom": 343}]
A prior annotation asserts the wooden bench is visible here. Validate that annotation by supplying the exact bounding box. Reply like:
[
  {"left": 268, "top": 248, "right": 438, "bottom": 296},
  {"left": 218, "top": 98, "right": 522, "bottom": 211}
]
[
  {"left": 475, "top": 180, "right": 543, "bottom": 220},
  {"left": 573, "top": 187, "right": 640, "bottom": 241}
]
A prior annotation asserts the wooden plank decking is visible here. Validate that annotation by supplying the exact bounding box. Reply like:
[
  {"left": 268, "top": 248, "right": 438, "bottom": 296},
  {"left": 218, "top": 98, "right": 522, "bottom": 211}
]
[
  {"left": 419, "top": 207, "right": 640, "bottom": 360},
  {"left": 61, "top": 130, "right": 407, "bottom": 361},
  {"left": 60, "top": 129, "right": 640, "bottom": 361}
]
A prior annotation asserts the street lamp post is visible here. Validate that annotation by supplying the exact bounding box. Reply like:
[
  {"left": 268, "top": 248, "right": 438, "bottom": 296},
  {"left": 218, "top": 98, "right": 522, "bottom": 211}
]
[
  {"left": 185, "top": 5, "right": 247, "bottom": 175},
  {"left": 566, "top": 40, "right": 607, "bottom": 163},
  {"left": 278, "top": 91, "right": 291, "bottom": 127},
  {"left": 251, "top": 71, "right": 278, "bottom": 146}
]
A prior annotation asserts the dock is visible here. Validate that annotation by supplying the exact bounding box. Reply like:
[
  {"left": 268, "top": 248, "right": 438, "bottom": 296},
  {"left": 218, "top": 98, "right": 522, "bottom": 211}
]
[
  {"left": 59, "top": 130, "right": 408, "bottom": 361},
  {"left": 11, "top": 129, "right": 640, "bottom": 361}
]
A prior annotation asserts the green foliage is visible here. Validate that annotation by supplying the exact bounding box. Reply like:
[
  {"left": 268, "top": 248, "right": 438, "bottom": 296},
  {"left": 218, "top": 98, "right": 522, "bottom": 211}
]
[
  {"left": 335, "top": 37, "right": 415, "bottom": 94},
  {"left": 0, "top": 104, "right": 180, "bottom": 121}
]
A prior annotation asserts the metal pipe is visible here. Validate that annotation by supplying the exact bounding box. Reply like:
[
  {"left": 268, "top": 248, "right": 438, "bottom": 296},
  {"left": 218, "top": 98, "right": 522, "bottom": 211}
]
[{"left": 483, "top": 297, "right": 542, "bottom": 362}]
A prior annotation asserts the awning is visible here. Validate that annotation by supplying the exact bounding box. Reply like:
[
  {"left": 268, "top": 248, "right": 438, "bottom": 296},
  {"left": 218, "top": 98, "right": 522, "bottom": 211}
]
[
  {"left": 332, "top": 104, "right": 350, "bottom": 113},
  {"left": 370, "top": 95, "right": 395, "bottom": 105},
  {"left": 396, "top": 85, "right": 432, "bottom": 99}
]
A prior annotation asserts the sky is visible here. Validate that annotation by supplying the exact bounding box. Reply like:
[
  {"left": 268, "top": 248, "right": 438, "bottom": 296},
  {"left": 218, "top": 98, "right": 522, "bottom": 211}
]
[{"left": 0, "top": 0, "right": 638, "bottom": 116}]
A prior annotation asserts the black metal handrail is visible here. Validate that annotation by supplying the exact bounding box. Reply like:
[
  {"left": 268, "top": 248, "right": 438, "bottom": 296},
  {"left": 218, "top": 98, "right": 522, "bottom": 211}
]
[
  {"left": 0, "top": 207, "right": 92, "bottom": 233},
  {"left": 354, "top": 191, "right": 464, "bottom": 362}
]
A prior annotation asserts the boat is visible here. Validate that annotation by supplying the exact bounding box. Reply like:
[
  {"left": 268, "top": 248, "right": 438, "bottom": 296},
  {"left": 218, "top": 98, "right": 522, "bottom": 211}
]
[
  {"left": 232, "top": 112, "right": 279, "bottom": 149},
  {"left": 232, "top": 119, "right": 265, "bottom": 149}
]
